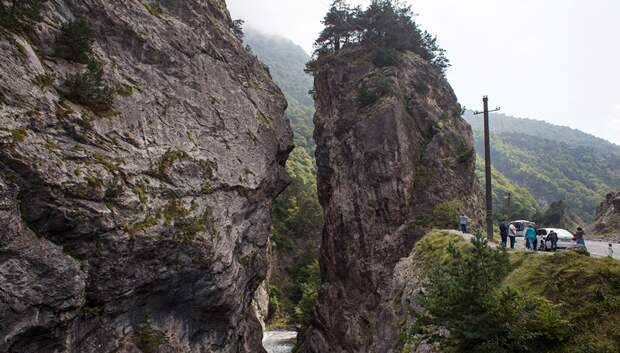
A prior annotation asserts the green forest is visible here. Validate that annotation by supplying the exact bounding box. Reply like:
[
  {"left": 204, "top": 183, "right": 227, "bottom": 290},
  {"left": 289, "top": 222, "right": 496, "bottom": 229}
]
[{"left": 465, "top": 112, "right": 620, "bottom": 222}]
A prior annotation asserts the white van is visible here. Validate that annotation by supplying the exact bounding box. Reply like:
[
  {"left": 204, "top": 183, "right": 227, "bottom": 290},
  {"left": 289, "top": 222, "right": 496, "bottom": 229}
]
[{"left": 509, "top": 220, "right": 536, "bottom": 237}]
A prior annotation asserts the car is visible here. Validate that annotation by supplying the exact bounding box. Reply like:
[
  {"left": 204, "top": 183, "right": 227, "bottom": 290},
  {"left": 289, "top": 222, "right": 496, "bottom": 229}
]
[
  {"left": 510, "top": 220, "right": 537, "bottom": 237},
  {"left": 537, "top": 228, "right": 576, "bottom": 250}
]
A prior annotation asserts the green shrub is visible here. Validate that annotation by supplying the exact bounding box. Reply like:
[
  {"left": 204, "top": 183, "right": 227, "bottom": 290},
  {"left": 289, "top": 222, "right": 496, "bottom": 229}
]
[
  {"left": 373, "top": 47, "right": 400, "bottom": 67},
  {"left": 432, "top": 199, "right": 464, "bottom": 228},
  {"left": 11, "top": 128, "right": 28, "bottom": 143},
  {"left": 414, "top": 233, "right": 571, "bottom": 353},
  {"left": 104, "top": 176, "right": 123, "bottom": 200},
  {"left": 144, "top": 2, "right": 163, "bottom": 17},
  {"left": 62, "top": 60, "right": 115, "bottom": 112},
  {"left": 294, "top": 260, "right": 320, "bottom": 328},
  {"left": 131, "top": 325, "right": 168, "bottom": 353},
  {"left": 33, "top": 73, "right": 54, "bottom": 88},
  {"left": 414, "top": 82, "right": 430, "bottom": 95},
  {"left": 356, "top": 78, "right": 392, "bottom": 108},
  {"left": 55, "top": 18, "right": 95, "bottom": 63},
  {"left": 268, "top": 285, "right": 283, "bottom": 321},
  {"left": 0, "top": 0, "right": 44, "bottom": 34},
  {"left": 356, "top": 84, "right": 379, "bottom": 107}
]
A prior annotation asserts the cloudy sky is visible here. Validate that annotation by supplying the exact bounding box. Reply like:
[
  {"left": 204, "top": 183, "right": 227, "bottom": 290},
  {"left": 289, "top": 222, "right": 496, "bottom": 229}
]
[{"left": 227, "top": 0, "right": 620, "bottom": 145}]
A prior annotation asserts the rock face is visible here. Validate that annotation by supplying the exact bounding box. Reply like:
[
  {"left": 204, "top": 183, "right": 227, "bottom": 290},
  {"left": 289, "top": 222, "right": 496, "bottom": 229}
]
[
  {"left": 297, "top": 47, "right": 481, "bottom": 353},
  {"left": 591, "top": 190, "right": 620, "bottom": 241},
  {"left": 0, "top": 1, "right": 292, "bottom": 352}
]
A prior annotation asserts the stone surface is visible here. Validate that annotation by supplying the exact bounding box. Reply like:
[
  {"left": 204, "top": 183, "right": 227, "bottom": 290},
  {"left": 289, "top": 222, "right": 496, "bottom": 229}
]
[
  {"left": 296, "top": 47, "right": 481, "bottom": 353},
  {"left": 0, "top": 1, "right": 292, "bottom": 352},
  {"left": 590, "top": 190, "right": 620, "bottom": 242}
]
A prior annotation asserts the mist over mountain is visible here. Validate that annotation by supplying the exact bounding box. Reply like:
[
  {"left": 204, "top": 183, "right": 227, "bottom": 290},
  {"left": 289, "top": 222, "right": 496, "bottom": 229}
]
[
  {"left": 245, "top": 29, "right": 314, "bottom": 107},
  {"left": 464, "top": 111, "right": 620, "bottom": 156},
  {"left": 464, "top": 112, "right": 620, "bottom": 221}
]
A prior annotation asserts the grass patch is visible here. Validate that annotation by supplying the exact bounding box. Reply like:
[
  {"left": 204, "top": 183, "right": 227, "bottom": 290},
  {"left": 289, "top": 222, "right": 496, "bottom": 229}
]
[
  {"left": 144, "top": 3, "right": 163, "bottom": 17},
  {"left": 11, "top": 128, "right": 28, "bottom": 143},
  {"left": 412, "top": 230, "right": 468, "bottom": 271},
  {"left": 123, "top": 215, "right": 158, "bottom": 236},
  {"left": 502, "top": 251, "right": 620, "bottom": 352},
  {"left": 162, "top": 199, "right": 190, "bottom": 226},
  {"left": 130, "top": 324, "right": 168, "bottom": 353},
  {"left": 33, "top": 73, "right": 55, "bottom": 88},
  {"left": 158, "top": 149, "right": 187, "bottom": 175},
  {"left": 432, "top": 199, "right": 464, "bottom": 229},
  {"left": 116, "top": 85, "right": 134, "bottom": 97},
  {"left": 132, "top": 185, "right": 147, "bottom": 204},
  {"left": 175, "top": 207, "right": 217, "bottom": 241}
]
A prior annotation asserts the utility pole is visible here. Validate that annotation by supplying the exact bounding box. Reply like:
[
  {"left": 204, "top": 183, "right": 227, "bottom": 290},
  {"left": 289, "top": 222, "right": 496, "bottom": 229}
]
[
  {"left": 474, "top": 96, "right": 500, "bottom": 241},
  {"left": 505, "top": 192, "right": 512, "bottom": 221}
]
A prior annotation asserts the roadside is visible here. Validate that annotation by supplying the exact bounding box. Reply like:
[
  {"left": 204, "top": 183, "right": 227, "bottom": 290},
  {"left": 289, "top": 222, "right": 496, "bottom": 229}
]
[{"left": 448, "top": 230, "right": 619, "bottom": 260}]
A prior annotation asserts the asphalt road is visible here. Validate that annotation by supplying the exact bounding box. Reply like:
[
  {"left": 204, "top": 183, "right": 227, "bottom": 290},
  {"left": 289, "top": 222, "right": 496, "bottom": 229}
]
[{"left": 585, "top": 240, "right": 619, "bottom": 259}]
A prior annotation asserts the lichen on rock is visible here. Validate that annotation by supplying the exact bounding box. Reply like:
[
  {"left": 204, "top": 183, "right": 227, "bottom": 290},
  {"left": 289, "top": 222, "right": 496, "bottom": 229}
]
[{"left": 0, "top": 0, "right": 292, "bottom": 352}]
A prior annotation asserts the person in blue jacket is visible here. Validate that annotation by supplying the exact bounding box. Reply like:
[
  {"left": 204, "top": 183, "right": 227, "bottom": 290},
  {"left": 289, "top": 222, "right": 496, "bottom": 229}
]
[{"left": 525, "top": 226, "right": 538, "bottom": 251}]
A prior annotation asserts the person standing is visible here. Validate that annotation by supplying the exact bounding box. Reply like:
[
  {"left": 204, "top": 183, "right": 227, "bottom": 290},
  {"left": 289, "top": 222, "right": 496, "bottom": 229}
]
[
  {"left": 575, "top": 227, "right": 586, "bottom": 246},
  {"left": 499, "top": 220, "right": 509, "bottom": 247},
  {"left": 525, "top": 226, "right": 537, "bottom": 251},
  {"left": 548, "top": 230, "right": 558, "bottom": 251},
  {"left": 508, "top": 222, "right": 517, "bottom": 249},
  {"left": 459, "top": 214, "right": 468, "bottom": 233}
]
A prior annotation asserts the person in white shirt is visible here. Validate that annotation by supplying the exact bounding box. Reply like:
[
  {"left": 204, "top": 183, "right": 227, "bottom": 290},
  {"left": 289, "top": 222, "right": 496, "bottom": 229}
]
[{"left": 508, "top": 222, "right": 517, "bottom": 249}]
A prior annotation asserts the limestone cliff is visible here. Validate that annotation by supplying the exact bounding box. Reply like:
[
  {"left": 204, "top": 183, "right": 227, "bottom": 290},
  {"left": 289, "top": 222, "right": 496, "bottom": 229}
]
[
  {"left": 297, "top": 47, "right": 481, "bottom": 353},
  {"left": 0, "top": 1, "right": 293, "bottom": 352},
  {"left": 591, "top": 190, "right": 620, "bottom": 242}
]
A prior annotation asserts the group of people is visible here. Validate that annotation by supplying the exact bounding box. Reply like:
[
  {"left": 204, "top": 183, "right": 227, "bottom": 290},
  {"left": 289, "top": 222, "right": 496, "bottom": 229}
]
[
  {"left": 498, "top": 221, "right": 587, "bottom": 251},
  {"left": 459, "top": 214, "right": 588, "bottom": 252},
  {"left": 498, "top": 220, "right": 519, "bottom": 249}
]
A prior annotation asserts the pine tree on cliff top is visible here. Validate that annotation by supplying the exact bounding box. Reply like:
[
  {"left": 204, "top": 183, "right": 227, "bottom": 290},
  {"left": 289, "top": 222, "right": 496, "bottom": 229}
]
[{"left": 310, "top": 0, "right": 450, "bottom": 74}]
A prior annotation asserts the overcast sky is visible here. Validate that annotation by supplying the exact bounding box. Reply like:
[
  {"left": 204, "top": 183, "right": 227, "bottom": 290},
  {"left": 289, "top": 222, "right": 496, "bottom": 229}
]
[{"left": 227, "top": 0, "right": 620, "bottom": 145}]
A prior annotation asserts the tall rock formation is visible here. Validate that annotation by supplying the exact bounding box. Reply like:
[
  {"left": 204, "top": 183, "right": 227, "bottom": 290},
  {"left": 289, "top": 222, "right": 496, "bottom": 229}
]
[
  {"left": 297, "top": 47, "right": 481, "bottom": 353},
  {"left": 591, "top": 190, "right": 620, "bottom": 241},
  {"left": 0, "top": 1, "right": 292, "bottom": 352}
]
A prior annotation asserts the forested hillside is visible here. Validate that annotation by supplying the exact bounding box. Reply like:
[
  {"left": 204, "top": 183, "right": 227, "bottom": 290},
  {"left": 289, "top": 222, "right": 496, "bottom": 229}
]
[
  {"left": 245, "top": 30, "right": 314, "bottom": 107},
  {"left": 245, "top": 29, "right": 320, "bottom": 327},
  {"left": 465, "top": 112, "right": 620, "bottom": 221},
  {"left": 464, "top": 111, "right": 620, "bottom": 156}
]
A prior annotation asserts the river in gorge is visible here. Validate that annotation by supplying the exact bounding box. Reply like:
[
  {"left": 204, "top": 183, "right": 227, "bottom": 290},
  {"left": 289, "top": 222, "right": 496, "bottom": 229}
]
[{"left": 263, "top": 331, "right": 297, "bottom": 353}]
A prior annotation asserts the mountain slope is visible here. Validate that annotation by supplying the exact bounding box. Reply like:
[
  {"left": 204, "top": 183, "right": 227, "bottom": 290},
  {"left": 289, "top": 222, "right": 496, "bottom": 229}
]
[
  {"left": 465, "top": 113, "right": 620, "bottom": 221},
  {"left": 245, "top": 29, "right": 314, "bottom": 107},
  {"left": 464, "top": 111, "right": 620, "bottom": 156}
]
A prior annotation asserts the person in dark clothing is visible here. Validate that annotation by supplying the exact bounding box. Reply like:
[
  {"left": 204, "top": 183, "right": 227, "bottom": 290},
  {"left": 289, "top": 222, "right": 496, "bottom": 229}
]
[
  {"left": 499, "top": 220, "right": 509, "bottom": 247},
  {"left": 548, "top": 230, "right": 558, "bottom": 251},
  {"left": 575, "top": 227, "right": 586, "bottom": 246}
]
